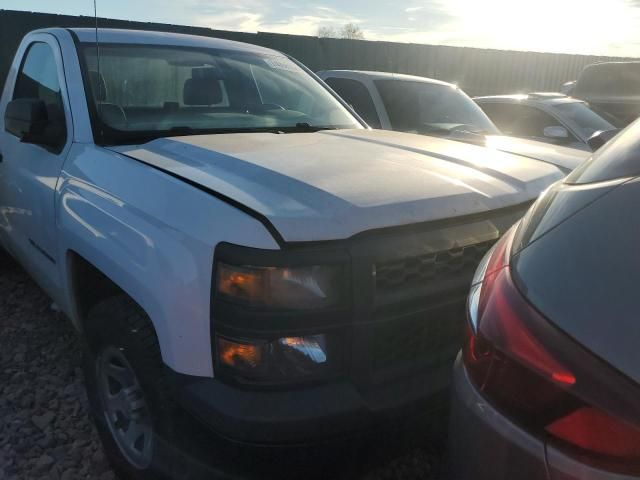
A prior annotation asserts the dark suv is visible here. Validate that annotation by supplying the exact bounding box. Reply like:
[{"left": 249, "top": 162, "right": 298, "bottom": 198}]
[{"left": 571, "top": 61, "right": 640, "bottom": 126}]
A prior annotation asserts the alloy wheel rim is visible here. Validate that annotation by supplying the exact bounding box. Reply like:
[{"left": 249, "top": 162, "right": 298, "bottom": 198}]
[{"left": 97, "top": 346, "right": 153, "bottom": 469}]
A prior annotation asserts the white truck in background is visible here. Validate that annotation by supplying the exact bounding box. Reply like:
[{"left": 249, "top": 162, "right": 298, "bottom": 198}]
[{"left": 318, "top": 70, "right": 590, "bottom": 171}]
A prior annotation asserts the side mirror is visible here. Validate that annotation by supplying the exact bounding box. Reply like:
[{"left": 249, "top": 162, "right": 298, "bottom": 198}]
[
  {"left": 587, "top": 128, "right": 621, "bottom": 151},
  {"left": 4, "top": 98, "right": 64, "bottom": 150},
  {"left": 544, "top": 126, "right": 569, "bottom": 139},
  {"left": 561, "top": 81, "right": 576, "bottom": 96}
]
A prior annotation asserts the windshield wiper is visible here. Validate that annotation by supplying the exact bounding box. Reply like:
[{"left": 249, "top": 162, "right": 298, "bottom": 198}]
[
  {"left": 287, "top": 122, "right": 341, "bottom": 132},
  {"left": 171, "top": 123, "right": 341, "bottom": 135},
  {"left": 168, "top": 126, "right": 196, "bottom": 135},
  {"left": 100, "top": 124, "right": 343, "bottom": 146}
]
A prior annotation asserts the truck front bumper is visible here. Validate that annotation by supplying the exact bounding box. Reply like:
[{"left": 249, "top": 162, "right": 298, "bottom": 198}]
[
  {"left": 166, "top": 367, "right": 449, "bottom": 478},
  {"left": 171, "top": 366, "right": 448, "bottom": 444}
]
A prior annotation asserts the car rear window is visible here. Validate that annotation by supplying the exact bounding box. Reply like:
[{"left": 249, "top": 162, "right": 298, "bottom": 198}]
[{"left": 566, "top": 120, "right": 640, "bottom": 184}]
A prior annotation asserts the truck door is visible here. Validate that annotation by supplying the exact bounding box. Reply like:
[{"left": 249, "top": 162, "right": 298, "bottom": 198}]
[{"left": 0, "top": 34, "right": 73, "bottom": 296}]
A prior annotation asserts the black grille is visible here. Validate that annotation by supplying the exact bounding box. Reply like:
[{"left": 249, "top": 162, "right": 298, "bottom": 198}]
[
  {"left": 369, "top": 240, "right": 496, "bottom": 377},
  {"left": 375, "top": 240, "right": 494, "bottom": 295},
  {"left": 348, "top": 203, "right": 529, "bottom": 388},
  {"left": 371, "top": 300, "right": 466, "bottom": 379}
]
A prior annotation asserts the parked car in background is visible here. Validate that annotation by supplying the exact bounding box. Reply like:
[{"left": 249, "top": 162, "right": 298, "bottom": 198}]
[
  {"left": 0, "top": 28, "right": 569, "bottom": 479},
  {"left": 318, "top": 70, "right": 590, "bottom": 173},
  {"left": 570, "top": 61, "right": 640, "bottom": 126},
  {"left": 449, "top": 121, "right": 640, "bottom": 480},
  {"left": 475, "top": 93, "right": 621, "bottom": 151}
]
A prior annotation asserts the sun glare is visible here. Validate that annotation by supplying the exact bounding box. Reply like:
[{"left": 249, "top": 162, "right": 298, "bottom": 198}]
[{"left": 447, "top": 0, "right": 637, "bottom": 55}]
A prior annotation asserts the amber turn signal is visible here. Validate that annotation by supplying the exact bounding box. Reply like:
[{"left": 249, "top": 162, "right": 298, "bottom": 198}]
[
  {"left": 216, "top": 264, "right": 264, "bottom": 303},
  {"left": 217, "top": 337, "right": 263, "bottom": 369},
  {"left": 215, "top": 262, "right": 343, "bottom": 309}
]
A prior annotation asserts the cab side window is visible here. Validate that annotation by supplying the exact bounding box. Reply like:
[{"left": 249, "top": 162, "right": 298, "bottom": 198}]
[
  {"left": 324, "top": 77, "right": 381, "bottom": 128},
  {"left": 12, "top": 42, "right": 67, "bottom": 149},
  {"left": 481, "top": 103, "right": 577, "bottom": 143}
]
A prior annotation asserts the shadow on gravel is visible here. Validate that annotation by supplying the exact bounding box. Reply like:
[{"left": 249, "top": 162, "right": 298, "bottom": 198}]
[
  {"left": 0, "top": 256, "right": 445, "bottom": 480},
  {"left": 0, "top": 257, "right": 116, "bottom": 480}
]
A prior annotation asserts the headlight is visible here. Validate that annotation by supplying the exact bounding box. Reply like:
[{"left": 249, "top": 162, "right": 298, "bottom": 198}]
[
  {"left": 216, "top": 263, "right": 344, "bottom": 309},
  {"left": 216, "top": 334, "right": 340, "bottom": 382},
  {"left": 212, "top": 244, "right": 349, "bottom": 385}
]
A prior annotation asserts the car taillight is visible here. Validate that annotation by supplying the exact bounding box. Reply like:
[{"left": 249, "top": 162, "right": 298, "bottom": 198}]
[
  {"left": 547, "top": 407, "right": 640, "bottom": 458},
  {"left": 464, "top": 229, "right": 640, "bottom": 467}
]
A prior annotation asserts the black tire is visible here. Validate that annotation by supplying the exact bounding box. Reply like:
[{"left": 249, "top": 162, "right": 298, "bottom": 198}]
[
  {"left": 83, "top": 295, "right": 181, "bottom": 480},
  {"left": 0, "top": 246, "right": 17, "bottom": 270}
]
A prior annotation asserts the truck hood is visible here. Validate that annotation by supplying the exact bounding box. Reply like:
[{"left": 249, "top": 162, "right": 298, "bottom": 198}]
[
  {"left": 418, "top": 131, "right": 589, "bottom": 172},
  {"left": 483, "top": 135, "right": 590, "bottom": 172},
  {"left": 109, "top": 129, "right": 564, "bottom": 243}
]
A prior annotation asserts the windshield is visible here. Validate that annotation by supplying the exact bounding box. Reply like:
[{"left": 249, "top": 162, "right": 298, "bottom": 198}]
[
  {"left": 553, "top": 102, "right": 615, "bottom": 138},
  {"left": 374, "top": 79, "right": 500, "bottom": 136},
  {"left": 80, "top": 44, "right": 361, "bottom": 144}
]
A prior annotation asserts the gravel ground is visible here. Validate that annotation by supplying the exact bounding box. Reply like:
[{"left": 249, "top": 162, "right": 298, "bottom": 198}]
[{"left": 0, "top": 256, "right": 444, "bottom": 480}]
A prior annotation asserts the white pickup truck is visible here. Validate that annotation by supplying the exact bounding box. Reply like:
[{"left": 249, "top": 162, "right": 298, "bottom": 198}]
[{"left": 0, "top": 28, "right": 566, "bottom": 479}]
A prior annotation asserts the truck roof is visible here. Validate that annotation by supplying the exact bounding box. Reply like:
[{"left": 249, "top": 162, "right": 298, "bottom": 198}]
[
  {"left": 582, "top": 60, "right": 640, "bottom": 69},
  {"left": 474, "top": 93, "right": 580, "bottom": 105},
  {"left": 62, "top": 28, "right": 282, "bottom": 56},
  {"left": 318, "top": 69, "right": 453, "bottom": 87}
]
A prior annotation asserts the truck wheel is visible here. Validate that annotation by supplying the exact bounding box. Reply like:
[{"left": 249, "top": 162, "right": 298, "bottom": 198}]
[
  {"left": 0, "top": 246, "right": 16, "bottom": 269},
  {"left": 83, "top": 296, "right": 178, "bottom": 480}
]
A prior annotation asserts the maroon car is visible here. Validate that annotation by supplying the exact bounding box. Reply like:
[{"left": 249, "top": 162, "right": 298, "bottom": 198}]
[{"left": 449, "top": 120, "right": 640, "bottom": 480}]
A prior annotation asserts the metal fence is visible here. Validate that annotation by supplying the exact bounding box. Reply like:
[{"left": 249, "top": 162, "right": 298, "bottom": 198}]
[{"left": 0, "top": 9, "right": 636, "bottom": 97}]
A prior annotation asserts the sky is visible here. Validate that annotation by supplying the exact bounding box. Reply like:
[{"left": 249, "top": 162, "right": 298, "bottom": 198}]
[{"left": 4, "top": 0, "right": 640, "bottom": 57}]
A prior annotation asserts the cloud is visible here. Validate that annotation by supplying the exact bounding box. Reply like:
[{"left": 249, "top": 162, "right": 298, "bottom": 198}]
[
  {"left": 261, "top": 14, "right": 361, "bottom": 35},
  {"left": 151, "top": 0, "right": 640, "bottom": 56},
  {"left": 438, "top": 0, "right": 640, "bottom": 56},
  {"left": 181, "top": 0, "right": 471, "bottom": 50},
  {"left": 188, "top": 0, "right": 264, "bottom": 15},
  {"left": 193, "top": 1, "right": 362, "bottom": 36},
  {"left": 198, "top": 11, "right": 263, "bottom": 32}
]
